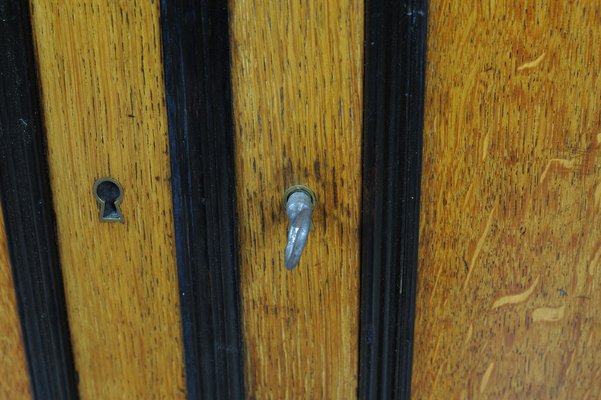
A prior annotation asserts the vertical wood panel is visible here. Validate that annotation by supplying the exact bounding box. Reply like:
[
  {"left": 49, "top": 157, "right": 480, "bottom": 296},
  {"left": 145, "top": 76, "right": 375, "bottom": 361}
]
[
  {"left": 30, "top": 1, "right": 185, "bottom": 398},
  {"left": 229, "top": 1, "right": 364, "bottom": 398},
  {"left": 0, "top": 210, "right": 31, "bottom": 399},
  {"left": 414, "top": 1, "right": 601, "bottom": 398}
]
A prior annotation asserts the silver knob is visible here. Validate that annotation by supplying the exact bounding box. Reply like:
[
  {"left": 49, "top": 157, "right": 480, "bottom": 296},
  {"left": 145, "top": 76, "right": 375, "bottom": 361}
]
[{"left": 284, "top": 188, "right": 314, "bottom": 270}]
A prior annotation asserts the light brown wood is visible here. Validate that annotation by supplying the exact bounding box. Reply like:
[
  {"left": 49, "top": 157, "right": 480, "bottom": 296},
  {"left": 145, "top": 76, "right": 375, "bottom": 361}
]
[
  {"left": 29, "top": 1, "right": 185, "bottom": 398},
  {"left": 229, "top": 1, "right": 364, "bottom": 397},
  {"left": 413, "top": 1, "right": 601, "bottom": 398},
  {"left": 0, "top": 210, "right": 31, "bottom": 399}
]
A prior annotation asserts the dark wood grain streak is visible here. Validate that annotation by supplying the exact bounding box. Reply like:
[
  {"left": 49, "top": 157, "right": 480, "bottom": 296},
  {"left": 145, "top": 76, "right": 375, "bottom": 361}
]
[
  {"left": 161, "top": 1, "right": 245, "bottom": 398},
  {"left": 359, "top": 0, "right": 428, "bottom": 399}
]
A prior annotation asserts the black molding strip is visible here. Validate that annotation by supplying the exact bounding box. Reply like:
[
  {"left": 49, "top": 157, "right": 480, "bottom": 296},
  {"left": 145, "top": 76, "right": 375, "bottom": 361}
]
[
  {"left": 0, "top": 1, "right": 79, "bottom": 398},
  {"left": 160, "top": 2, "right": 245, "bottom": 399},
  {"left": 359, "top": 0, "right": 428, "bottom": 399}
]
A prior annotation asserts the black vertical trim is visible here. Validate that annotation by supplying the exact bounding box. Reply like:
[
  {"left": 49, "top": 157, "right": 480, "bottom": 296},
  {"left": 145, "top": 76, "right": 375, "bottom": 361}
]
[
  {"left": 160, "top": 2, "right": 245, "bottom": 399},
  {"left": 0, "top": 1, "right": 79, "bottom": 398},
  {"left": 359, "top": 0, "right": 428, "bottom": 399}
]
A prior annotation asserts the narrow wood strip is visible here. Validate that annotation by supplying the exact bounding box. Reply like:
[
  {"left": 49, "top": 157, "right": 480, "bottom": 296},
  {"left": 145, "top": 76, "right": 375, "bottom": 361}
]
[
  {"left": 0, "top": 1, "right": 78, "bottom": 397},
  {"left": 29, "top": 1, "right": 185, "bottom": 398},
  {"left": 358, "top": 0, "right": 428, "bottom": 398},
  {"left": 230, "top": 1, "right": 364, "bottom": 397},
  {"left": 160, "top": 1, "right": 245, "bottom": 398},
  {"left": 0, "top": 209, "right": 32, "bottom": 399}
]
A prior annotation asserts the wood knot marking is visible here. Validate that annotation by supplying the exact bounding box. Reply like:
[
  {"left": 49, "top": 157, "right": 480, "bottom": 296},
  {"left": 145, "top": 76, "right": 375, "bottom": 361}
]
[
  {"left": 517, "top": 52, "right": 546, "bottom": 72},
  {"left": 480, "top": 362, "right": 495, "bottom": 394},
  {"left": 539, "top": 158, "right": 580, "bottom": 184},
  {"left": 463, "top": 203, "right": 497, "bottom": 291},
  {"left": 491, "top": 276, "right": 540, "bottom": 309},
  {"left": 532, "top": 304, "right": 565, "bottom": 322}
]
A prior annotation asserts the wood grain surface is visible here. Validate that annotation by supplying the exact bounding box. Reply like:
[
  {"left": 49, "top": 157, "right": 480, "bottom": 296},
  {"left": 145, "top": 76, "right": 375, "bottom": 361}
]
[
  {"left": 29, "top": 1, "right": 185, "bottom": 398},
  {"left": 229, "top": 1, "right": 364, "bottom": 398},
  {"left": 0, "top": 210, "right": 31, "bottom": 399},
  {"left": 413, "top": 1, "right": 601, "bottom": 398}
]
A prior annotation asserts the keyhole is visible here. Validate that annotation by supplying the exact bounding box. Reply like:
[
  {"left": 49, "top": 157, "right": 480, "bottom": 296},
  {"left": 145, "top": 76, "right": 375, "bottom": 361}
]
[{"left": 93, "top": 178, "right": 124, "bottom": 223}]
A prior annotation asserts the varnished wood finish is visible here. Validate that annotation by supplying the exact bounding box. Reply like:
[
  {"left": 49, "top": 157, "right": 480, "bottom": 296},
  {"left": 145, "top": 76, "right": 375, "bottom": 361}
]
[
  {"left": 0, "top": 211, "right": 31, "bottom": 399},
  {"left": 229, "top": 1, "right": 364, "bottom": 397},
  {"left": 414, "top": 1, "right": 601, "bottom": 398},
  {"left": 30, "top": 1, "right": 185, "bottom": 398}
]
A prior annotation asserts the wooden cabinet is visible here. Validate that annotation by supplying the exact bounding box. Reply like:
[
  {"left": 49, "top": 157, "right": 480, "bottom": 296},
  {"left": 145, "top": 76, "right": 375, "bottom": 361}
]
[{"left": 1, "top": 0, "right": 600, "bottom": 399}]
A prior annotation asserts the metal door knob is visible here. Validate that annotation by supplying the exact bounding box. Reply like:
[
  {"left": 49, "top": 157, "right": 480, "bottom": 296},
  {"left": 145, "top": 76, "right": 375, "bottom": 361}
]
[{"left": 284, "top": 188, "right": 314, "bottom": 270}]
